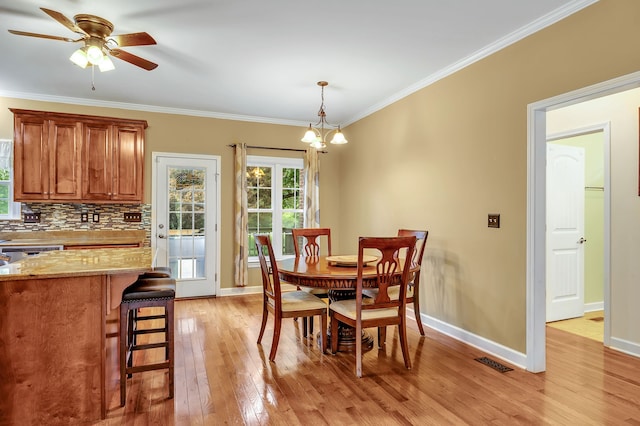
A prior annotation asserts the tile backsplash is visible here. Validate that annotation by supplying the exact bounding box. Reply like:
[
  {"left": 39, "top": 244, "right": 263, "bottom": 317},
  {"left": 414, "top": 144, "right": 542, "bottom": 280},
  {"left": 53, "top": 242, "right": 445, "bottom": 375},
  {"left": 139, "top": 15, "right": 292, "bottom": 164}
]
[{"left": 0, "top": 203, "right": 152, "bottom": 246}]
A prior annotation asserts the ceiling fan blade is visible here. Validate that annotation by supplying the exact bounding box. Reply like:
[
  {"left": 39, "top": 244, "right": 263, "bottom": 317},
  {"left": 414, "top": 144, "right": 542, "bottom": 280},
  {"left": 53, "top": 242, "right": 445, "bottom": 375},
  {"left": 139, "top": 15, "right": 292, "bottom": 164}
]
[
  {"left": 110, "top": 49, "right": 158, "bottom": 71},
  {"left": 8, "top": 29, "right": 77, "bottom": 43},
  {"left": 111, "top": 32, "right": 156, "bottom": 47},
  {"left": 40, "top": 7, "right": 86, "bottom": 35}
]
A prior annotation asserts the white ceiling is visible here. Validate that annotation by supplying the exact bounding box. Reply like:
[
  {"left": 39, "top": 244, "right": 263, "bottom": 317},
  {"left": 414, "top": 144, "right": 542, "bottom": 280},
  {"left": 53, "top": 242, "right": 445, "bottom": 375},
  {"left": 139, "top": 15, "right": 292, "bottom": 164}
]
[{"left": 0, "top": 0, "right": 595, "bottom": 127}]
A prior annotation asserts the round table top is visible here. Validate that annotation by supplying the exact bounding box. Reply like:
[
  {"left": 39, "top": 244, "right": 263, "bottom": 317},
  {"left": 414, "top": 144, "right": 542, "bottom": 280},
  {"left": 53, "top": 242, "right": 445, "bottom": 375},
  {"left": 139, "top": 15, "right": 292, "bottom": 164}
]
[{"left": 277, "top": 255, "right": 417, "bottom": 289}]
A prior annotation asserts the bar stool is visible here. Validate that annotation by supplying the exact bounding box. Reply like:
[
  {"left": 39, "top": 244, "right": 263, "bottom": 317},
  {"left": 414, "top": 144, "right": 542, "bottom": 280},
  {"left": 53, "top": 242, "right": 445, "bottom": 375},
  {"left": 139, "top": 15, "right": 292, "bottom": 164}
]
[{"left": 119, "top": 276, "right": 176, "bottom": 406}]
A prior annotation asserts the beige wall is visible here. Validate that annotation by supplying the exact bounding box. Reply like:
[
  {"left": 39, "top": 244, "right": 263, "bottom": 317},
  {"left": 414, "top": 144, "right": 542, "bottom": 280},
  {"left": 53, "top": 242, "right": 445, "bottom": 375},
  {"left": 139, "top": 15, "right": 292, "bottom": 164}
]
[
  {"left": 548, "top": 87, "right": 640, "bottom": 345},
  {"left": 338, "top": 0, "right": 640, "bottom": 352},
  {"left": 0, "top": 98, "right": 343, "bottom": 290}
]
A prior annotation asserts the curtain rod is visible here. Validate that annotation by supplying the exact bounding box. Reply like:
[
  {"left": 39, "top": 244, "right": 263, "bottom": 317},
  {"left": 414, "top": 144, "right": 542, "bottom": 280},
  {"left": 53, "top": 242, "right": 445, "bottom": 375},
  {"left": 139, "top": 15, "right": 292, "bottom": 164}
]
[{"left": 227, "top": 144, "right": 327, "bottom": 154}]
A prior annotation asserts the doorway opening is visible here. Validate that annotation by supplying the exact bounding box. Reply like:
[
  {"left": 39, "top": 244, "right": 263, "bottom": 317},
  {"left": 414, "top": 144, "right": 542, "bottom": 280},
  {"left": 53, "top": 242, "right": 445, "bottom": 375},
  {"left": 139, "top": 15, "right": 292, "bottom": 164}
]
[{"left": 527, "top": 70, "right": 640, "bottom": 372}]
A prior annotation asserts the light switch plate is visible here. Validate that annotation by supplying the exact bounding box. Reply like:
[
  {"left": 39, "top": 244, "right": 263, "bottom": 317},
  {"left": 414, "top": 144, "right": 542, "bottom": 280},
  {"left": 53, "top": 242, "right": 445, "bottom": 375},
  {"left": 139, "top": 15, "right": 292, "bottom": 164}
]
[
  {"left": 488, "top": 214, "right": 500, "bottom": 228},
  {"left": 92, "top": 213, "right": 100, "bottom": 223}
]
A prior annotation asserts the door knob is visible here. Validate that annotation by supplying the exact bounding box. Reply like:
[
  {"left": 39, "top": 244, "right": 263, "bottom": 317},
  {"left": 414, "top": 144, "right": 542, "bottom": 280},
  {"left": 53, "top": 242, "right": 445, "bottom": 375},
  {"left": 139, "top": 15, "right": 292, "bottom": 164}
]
[
  {"left": 578, "top": 237, "right": 587, "bottom": 244},
  {"left": 158, "top": 234, "right": 166, "bottom": 239}
]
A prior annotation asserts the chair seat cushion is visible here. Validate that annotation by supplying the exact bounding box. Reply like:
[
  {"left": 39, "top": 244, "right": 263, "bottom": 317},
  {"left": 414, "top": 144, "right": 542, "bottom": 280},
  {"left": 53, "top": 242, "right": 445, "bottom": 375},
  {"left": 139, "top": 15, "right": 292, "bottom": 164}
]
[
  {"left": 362, "top": 285, "right": 413, "bottom": 300},
  {"left": 122, "top": 277, "right": 176, "bottom": 301},
  {"left": 330, "top": 299, "right": 398, "bottom": 320},
  {"left": 271, "top": 291, "right": 327, "bottom": 312}
]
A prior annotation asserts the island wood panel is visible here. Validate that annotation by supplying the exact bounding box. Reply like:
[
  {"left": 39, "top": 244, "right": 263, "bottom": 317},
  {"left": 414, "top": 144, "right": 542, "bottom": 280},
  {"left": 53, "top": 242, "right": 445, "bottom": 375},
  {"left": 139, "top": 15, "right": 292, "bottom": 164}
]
[{"left": 0, "top": 275, "right": 106, "bottom": 424}]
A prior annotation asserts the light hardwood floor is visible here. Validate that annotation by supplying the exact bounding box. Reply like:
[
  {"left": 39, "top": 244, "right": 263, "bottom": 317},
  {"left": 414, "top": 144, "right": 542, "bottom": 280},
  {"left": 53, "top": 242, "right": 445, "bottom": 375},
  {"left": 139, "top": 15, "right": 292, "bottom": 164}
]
[
  {"left": 99, "top": 295, "right": 640, "bottom": 425},
  {"left": 547, "top": 310, "right": 604, "bottom": 341}
]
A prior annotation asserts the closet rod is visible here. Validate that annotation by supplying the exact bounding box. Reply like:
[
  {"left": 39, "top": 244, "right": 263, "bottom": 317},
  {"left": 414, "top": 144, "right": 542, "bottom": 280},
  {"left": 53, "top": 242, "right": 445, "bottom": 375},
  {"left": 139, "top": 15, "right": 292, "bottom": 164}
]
[
  {"left": 585, "top": 186, "right": 604, "bottom": 191},
  {"left": 228, "top": 144, "right": 327, "bottom": 154}
]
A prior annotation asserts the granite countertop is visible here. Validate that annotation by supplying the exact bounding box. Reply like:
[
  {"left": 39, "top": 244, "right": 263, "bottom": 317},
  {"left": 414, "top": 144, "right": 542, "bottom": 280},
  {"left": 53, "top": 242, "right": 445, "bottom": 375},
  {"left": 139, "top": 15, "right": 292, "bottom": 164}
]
[
  {"left": 0, "top": 247, "right": 152, "bottom": 280},
  {"left": 0, "top": 230, "right": 146, "bottom": 247}
]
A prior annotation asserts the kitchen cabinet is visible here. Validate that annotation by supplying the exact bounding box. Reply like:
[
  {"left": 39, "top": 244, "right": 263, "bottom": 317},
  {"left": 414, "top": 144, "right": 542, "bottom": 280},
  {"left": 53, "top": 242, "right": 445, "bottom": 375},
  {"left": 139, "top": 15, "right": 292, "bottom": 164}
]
[
  {"left": 11, "top": 109, "right": 147, "bottom": 203},
  {"left": 82, "top": 122, "right": 145, "bottom": 202},
  {"left": 12, "top": 112, "right": 82, "bottom": 201}
]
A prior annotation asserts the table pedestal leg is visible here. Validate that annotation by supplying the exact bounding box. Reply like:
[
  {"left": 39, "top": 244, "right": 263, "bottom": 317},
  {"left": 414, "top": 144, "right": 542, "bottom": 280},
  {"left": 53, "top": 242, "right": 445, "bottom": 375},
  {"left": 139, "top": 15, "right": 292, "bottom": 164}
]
[{"left": 324, "top": 289, "right": 374, "bottom": 353}]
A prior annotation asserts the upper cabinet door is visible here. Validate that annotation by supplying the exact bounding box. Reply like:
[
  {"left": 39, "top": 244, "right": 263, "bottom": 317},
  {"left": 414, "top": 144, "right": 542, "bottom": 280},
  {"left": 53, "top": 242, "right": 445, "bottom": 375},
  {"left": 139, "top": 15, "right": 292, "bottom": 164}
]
[
  {"left": 82, "top": 122, "right": 112, "bottom": 201},
  {"left": 13, "top": 113, "right": 49, "bottom": 200},
  {"left": 111, "top": 124, "right": 144, "bottom": 202},
  {"left": 48, "top": 119, "right": 82, "bottom": 200}
]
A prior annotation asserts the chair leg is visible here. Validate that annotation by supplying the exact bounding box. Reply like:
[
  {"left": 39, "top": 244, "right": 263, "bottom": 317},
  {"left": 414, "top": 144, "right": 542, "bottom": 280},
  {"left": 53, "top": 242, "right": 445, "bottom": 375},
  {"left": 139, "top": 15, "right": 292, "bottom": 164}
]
[
  {"left": 302, "top": 315, "right": 308, "bottom": 337},
  {"left": 320, "top": 312, "right": 328, "bottom": 354},
  {"left": 257, "top": 302, "right": 268, "bottom": 344},
  {"left": 269, "top": 315, "right": 282, "bottom": 362},
  {"left": 309, "top": 316, "right": 314, "bottom": 336},
  {"left": 412, "top": 285, "right": 425, "bottom": 336},
  {"left": 355, "top": 322, "right": 363, "bottom": 378},
  {"left": 398, "top": 319, "right": 412, "bottom": 370},
  {"left": 377, "top": 326, "right": 387, "bottom": 349},
  {"left": 330, "top": 313, "right": 339, "bottom": 354}
]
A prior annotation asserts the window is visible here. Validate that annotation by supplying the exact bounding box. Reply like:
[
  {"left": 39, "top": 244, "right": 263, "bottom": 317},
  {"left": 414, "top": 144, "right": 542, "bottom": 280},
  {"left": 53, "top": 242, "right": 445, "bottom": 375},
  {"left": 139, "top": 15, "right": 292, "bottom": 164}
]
[
  {"left": 247, "top": 155, "right": 304, "bottom": 260},
  {"left": 0, "top": 140, "right": 20, "bottom": 220}
]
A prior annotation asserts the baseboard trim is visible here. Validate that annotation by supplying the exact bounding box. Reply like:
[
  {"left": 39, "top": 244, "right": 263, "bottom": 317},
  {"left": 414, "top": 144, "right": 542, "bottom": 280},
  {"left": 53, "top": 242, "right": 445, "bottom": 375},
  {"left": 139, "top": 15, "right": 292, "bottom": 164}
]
[
  {"left": 219, "top": 285, "right": 263, "bottom": 297},
  {"left": 584, "top": 301, "right": 604, "bottom": 312},
  {"left": 609, "top": 337, "right": 640, "bottom": 358},
  {"left": 408, "top": 308, "right": 527, "bottom": 370}
]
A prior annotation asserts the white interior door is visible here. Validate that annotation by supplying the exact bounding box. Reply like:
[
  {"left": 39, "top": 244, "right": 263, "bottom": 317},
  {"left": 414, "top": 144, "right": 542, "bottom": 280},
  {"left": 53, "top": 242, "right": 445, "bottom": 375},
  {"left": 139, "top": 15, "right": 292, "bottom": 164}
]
[
  {"left": 153, "top": 153, "right": 220, "bottom": 298},
  {"left": 546, "top": 144, "right": 585, "bottom": 322}
]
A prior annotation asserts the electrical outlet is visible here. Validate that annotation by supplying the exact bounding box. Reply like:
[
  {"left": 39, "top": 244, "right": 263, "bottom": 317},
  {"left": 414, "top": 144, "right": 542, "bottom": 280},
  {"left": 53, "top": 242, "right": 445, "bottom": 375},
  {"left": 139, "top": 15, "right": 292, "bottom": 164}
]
[
  {"left": 123, "top": 212, "right": 142, "bottom": 222},
  {"left": 488, "top": 214, "right": 500, "bottom": 228},
  {"left": 92, "top": 213, "right": 100, "bottom": 223},
  {"left": 81, "top": 212, "right": 89, "bottom": 222},
  {"left": 24, "top": 212, "right": 41, "bottom": 223}
]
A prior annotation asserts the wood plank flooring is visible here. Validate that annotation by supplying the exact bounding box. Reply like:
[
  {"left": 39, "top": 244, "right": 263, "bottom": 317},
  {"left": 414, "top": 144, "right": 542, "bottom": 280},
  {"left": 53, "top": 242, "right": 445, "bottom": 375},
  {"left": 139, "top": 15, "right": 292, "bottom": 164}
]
[{"left": 97, "top": 294, "right": 640, "bottom": 425}]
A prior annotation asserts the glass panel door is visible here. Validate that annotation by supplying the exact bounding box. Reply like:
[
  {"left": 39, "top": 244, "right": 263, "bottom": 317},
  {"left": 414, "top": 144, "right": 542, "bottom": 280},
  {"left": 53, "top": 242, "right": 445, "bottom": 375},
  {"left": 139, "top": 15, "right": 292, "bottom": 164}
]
[{"left": 154, "top": 153, "right": 219, "bottom": 298}]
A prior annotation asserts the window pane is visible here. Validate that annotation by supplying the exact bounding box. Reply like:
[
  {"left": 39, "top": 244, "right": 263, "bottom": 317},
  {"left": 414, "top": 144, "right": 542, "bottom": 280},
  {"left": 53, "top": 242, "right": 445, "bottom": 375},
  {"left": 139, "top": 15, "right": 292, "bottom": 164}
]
[{"left": 258, "top": 188, "right": 271, "bottom": 209}]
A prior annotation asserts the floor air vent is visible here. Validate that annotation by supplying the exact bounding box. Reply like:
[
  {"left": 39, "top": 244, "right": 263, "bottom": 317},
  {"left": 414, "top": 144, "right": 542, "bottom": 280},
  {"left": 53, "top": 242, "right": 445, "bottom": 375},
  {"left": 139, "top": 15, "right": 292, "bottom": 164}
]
[{"left": 474, "top": 357, "right": 513, "bottom": 373}]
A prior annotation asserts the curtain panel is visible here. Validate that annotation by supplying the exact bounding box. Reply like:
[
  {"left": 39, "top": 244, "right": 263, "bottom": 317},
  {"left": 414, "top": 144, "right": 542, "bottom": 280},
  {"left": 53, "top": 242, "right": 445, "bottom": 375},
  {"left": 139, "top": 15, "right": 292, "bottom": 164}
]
[
  {"left": 233, "top": 143, "right": 248, "bottom": 287},
  {"left": 303, "top": 147, "right": 320, "bottom": 228}
]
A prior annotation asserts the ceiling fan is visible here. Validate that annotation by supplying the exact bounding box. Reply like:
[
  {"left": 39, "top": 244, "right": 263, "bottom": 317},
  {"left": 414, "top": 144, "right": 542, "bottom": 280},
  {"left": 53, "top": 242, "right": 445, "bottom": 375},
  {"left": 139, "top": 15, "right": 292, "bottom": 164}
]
[{"left": 8, "top": 7, "right": 158, "bottom": 71}]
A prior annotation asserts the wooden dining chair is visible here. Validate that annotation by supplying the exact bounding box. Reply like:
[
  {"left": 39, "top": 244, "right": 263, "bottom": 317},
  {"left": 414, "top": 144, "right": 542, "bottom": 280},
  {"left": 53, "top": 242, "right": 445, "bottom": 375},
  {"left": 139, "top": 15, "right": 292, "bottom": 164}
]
[
  {"left": 291, "top": 227, "right": 332, "bottom": 337},
  {"left": 255, "top": 234, "right": 328, "bottom": 362},
  {"left": 364, "top": 229, "right": 428, "bottom": 337},
  {"left": 329, "top": 235, "right": 416, "bottom": 377}
]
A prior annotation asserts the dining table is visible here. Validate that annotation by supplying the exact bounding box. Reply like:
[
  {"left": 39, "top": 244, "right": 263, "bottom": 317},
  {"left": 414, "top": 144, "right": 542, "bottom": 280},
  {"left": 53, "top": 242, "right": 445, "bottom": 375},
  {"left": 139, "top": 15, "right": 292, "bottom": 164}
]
[{"left": 277, "top": 254, "right": 418, "bottom": 353}]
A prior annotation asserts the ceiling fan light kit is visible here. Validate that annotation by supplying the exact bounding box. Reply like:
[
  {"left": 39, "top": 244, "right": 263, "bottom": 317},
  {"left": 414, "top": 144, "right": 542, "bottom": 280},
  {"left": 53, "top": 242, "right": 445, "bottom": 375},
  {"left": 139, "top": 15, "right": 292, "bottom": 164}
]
[
  {"left": 301, "top": 81, "right": 348, "bottom": 150},
  {"left": 9, "top": 7, "right": 158, "bottom": 74}
]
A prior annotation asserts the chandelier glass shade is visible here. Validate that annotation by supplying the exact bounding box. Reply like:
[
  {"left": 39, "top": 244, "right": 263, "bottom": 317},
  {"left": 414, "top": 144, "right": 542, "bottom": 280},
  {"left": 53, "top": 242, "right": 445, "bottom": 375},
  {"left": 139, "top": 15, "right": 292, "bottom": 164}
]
[{"left": 301, "top": 81, "right": 348, "bottom": 149}]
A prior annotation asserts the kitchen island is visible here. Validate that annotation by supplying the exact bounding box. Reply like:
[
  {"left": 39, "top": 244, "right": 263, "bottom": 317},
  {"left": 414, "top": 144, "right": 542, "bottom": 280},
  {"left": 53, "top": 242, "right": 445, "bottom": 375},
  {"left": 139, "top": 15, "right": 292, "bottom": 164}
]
[{"left": 0, "top": 247, "right": 152, "bottom": 425}]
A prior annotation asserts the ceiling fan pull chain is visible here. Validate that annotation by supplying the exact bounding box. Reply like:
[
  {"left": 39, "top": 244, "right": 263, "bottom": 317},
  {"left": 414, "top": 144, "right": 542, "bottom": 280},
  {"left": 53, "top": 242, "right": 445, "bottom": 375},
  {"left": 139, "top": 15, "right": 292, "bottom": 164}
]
[{"left": 91, "top": 65, "right": 96, "bottom": 91}]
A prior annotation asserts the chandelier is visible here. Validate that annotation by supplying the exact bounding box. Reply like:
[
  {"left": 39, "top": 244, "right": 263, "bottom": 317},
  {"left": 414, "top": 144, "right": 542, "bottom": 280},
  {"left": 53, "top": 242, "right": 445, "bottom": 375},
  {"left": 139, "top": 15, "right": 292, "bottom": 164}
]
[{"left": 301, "top": 81, "right": 348, "bottom": 149}]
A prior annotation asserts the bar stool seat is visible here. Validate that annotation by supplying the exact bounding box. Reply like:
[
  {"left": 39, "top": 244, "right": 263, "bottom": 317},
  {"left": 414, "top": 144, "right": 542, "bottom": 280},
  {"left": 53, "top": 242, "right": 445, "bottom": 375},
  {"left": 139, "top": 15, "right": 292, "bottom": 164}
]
[{"left": 119, "top": 276, "right": 176, "bottom": 406}]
